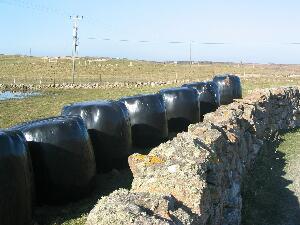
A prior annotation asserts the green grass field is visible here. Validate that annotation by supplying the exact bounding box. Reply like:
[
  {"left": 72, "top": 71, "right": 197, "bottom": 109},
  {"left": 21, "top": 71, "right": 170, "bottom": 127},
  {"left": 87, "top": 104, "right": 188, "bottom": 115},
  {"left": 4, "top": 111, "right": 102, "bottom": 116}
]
[
  {"left": 1, "top": 55, "right": 300, "bottom": 128},
  {"left": 1, "top": 55, "right": 300, "bottom": 84},
  {"left": 242, "top": 130, "right": 300, "bottom": 225},
  {"left": 1, "top": 55, "right": 300, "bottom": 224}
]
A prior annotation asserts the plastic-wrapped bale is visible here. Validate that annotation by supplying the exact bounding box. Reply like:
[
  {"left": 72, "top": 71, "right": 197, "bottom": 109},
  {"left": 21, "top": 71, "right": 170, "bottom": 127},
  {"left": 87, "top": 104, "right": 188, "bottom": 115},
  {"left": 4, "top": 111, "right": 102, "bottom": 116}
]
[
  {"left": 228, "top": 74, "right": 242, "bottom": 99},
  {"left": 11, "top": 116, "right": 96, "bottom": 205},
  {"left": 119, "top": 94, "right": 168, "bottom": 148},
  {"left": 159, "top": 87, "right": 200, "bottom": 132},
  {"left": 182, "top": 81, "right": 220, "bottom": 121},
  {"left": 62, "top": 100, "right": 131, "bottom": 173},
  {"left": 0, "top": 130, "right": 33, "bottom": 225},
  {"left": 213, "top": 74, "right": 242, "bottom": 105}
]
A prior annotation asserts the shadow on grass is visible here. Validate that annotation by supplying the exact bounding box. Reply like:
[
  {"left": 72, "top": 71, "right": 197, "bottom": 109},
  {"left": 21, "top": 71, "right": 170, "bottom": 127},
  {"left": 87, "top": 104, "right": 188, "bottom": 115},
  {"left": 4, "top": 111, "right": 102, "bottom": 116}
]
[
  {"left": 33, "top": 168, "right": 133, "bottom": 225},
  {"left": 242, "top": 130, "right": 300, "bottom": 225}
]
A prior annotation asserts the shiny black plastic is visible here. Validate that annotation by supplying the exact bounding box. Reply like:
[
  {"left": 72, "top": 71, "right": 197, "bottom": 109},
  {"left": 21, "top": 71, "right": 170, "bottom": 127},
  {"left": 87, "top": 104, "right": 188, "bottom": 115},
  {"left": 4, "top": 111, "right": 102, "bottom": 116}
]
[
  {"left": 159, "top": 87, "right": 200, "bottom": 132},
  {"left": 0, "top": 130, "right": 32, "bottom": 225},
  {"left": 183, "top": 81, "right": 220, "bottom": 120},
  {"left": 11, "top": 116, "right": 96, "bottom": 205},
  {"left": 62, "top": 100, "right": 132, "bottom": 172},
  {"left": 119, "top": 94, "right": 168, "bottom": 148},
  {"left": 228, "top": 74, "right": 242, "bottom": 99},
  {"left": 213, "top": 74, "right": 242, "bottom": 105}
]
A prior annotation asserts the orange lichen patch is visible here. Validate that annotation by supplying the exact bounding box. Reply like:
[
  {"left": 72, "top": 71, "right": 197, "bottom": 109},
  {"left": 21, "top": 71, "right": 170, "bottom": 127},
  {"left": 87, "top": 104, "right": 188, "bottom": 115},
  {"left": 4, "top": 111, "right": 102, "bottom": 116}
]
[
  {"left": 148, "top": 156, "right": 164, "bottom": 165},
  {"left": 130, "top": 154, "right": 164, "bottom": 166},
  {"left": 132, "top": 154, "right": 147, "bottom": 161},
  {"left": 222, "top": 110, "right": 230, "bottom": 118}
]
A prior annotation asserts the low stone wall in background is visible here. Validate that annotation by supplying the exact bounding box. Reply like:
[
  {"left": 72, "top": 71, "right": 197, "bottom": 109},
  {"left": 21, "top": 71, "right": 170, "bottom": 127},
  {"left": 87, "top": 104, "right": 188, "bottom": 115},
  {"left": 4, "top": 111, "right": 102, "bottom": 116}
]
[
  {"left": 0, "top": 80, "right": 194, "bottom": 91},
  {"left": 86, "top": 87, "right": 300, "bottom": 225}
]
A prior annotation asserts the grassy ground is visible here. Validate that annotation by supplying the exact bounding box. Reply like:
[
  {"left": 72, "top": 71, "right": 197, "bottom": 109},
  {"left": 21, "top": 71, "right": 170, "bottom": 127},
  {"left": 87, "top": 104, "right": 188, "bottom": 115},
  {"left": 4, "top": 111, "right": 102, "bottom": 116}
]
[
  {"left": 1, "top": 55, "right": 300, "bottom": 84},
  {"left": 1, "top": 77, "right": 299, "bottom": 129},
  {"left": 1, "top": 55, "right": 300, "bottom": 224},
  {"left": 1, "top": 56, "right": 300, "bottom": 128},
  {"left": 242, "top": 130, "right": 300, "bottom": 225}
]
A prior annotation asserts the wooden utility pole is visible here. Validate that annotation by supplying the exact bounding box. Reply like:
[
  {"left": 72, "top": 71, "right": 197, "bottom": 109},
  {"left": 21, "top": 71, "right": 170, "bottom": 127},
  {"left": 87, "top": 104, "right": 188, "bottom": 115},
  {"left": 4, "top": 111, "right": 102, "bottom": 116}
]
[{"left": 70, "top": 15, "right": 83, "bottom": 83}]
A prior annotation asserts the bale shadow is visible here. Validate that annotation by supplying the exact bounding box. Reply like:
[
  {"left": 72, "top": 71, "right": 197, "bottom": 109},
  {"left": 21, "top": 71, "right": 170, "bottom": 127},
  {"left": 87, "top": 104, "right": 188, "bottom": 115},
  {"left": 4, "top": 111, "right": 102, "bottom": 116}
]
[
  {"left": 242, "top": 131, "right": 300, "bottom": 225},
  {"left": 131, "top": 124, "right": 168, "bottom": 148},
  {"left": 33, "top": 168, "right": 133, "bottom": 225},
  {"left": 88, "top": 129, "right": 131, "bottom": 173},
  {"left": 167, "top": 118, "right": 190, "bottom": 133}
]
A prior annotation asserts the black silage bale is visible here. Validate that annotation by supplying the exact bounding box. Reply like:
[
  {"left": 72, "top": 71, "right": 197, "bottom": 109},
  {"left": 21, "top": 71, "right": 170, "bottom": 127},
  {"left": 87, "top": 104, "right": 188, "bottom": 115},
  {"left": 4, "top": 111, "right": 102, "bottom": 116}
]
[
  {"left": 0, "top": 130, "right": 33, "bottom": 225},
  {"left": 213, "top": 74, "right": 242, "bottom": 105},
  {"left": 159, "top": 87, "right": 200, "bottom": 132},
  {"left": 11, "top": 116, "right": 96, "bottom": 205},
  {"left": 62, "top": 100, "right": 132, "bottom": 172},
  {"left": 228, "top": 74, "right": 242, "bottom": 99},
  {"left": 183, "top": 81, "right": 220, "bottom": 120},
  {"left": 119, "top": 94, "right": 168, "bottom": 148}
]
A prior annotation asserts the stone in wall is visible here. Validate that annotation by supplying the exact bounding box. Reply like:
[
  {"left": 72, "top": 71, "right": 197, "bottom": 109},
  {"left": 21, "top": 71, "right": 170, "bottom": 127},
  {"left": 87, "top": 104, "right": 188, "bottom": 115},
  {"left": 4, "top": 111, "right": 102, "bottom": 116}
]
[
  {"left": 86, "top": 87, "right": 300, "bottom": 225},
  {"left": 86, "top": 189, "right": 173, "bottom": 225}
]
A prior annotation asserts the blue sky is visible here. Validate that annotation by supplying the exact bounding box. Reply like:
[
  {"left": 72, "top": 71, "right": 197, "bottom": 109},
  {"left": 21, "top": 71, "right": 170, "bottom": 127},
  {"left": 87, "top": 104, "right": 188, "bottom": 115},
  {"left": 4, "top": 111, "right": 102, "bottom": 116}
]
[{"left": 1, "top": 0, "right": 300, "bottom": 63}]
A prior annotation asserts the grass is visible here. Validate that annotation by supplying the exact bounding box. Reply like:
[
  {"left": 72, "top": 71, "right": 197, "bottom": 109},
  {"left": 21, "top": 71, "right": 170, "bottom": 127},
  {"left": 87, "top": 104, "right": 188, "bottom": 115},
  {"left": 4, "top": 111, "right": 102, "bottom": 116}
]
[
  {"left": 1, "top": 56, "right": 300, "bottom": 128},
  {"left": 1, "top": 55, "right": 300, "bottom": 224},
  {"left": 242, "top": 130, "right": 300, "bottom": 224},
  {"left": 1, "top": 55, "right": 300, "bottom": 84},
  {"left": 1, "top": 75, "right": 299, "bottom": 129},
  {"left": 34, "top": 169, "right": 133, "bottom": 225}
]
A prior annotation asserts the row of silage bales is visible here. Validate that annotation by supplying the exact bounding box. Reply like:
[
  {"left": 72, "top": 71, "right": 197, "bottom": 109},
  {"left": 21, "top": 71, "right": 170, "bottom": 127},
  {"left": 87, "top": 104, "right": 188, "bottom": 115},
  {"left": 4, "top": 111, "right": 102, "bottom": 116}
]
[
  {"left": 61, "top": 88, "right": 200, "bottom": 163},
  {"left": 60, "top": 74, "right": 242, "bottom": 172},
  {"left": 0, "top": 74, "right": 242, "bottom": 224}
]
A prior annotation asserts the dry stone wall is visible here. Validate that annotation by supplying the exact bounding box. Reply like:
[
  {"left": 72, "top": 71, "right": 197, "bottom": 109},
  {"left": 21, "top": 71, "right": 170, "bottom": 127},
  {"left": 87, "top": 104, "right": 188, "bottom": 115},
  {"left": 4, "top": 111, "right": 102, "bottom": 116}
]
[
  {"left": 0, "top": 80, "right": 192, "bottom": 91},
  {"left": 86, "top": 87, "right": 300, "bottom": 225}
]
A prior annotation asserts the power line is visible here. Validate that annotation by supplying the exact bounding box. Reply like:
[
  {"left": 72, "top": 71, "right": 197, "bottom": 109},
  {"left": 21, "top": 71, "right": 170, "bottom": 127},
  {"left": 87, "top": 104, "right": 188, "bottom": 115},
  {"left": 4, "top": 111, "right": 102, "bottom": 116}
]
[{"left": 86, "top": 36, "right": 228, "bottom": 45}]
